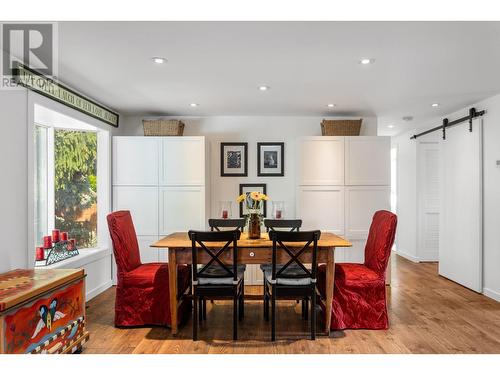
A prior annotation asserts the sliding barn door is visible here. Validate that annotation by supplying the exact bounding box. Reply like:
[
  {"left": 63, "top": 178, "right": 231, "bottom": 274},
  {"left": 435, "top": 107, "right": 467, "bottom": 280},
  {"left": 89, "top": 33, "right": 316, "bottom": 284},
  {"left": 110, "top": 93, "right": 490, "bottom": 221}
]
[{"left": 439, "top": 119, "right": 482, "bottom": 292}]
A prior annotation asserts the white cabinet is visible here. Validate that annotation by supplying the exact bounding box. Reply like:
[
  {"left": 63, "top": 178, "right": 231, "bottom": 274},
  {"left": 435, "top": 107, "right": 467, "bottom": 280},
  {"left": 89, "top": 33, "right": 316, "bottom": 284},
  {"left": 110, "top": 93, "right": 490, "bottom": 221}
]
[
  {"left": 137, "top": 235, "right": 159, "bottom": 263},
  {"left": 345, "top": 136, "right": 390, "bottom": 185},
  {"left": 296, "top": 136, "right": 391, "bottom": 283},
  {"left": 112, "top": 186, "right": 158, "bottom": 236},
  {"left": 159, "top": 186, "right": 206, "bottom": 234},
  {"left": 112, "top": 137, "right": 159, "bottom": 186},
  {"left": 298, "top": 137, "right": 344, "bottom": 185},
  {"left": 112, "top": 136, "right": 207, "bottom": 268},
  {"left": 345, "top": 186, "right": 391, "bottom": 239},
  {"left": 297, "top": 186, "right": 345, "bottom": 235},
  {"left": 160, "top": 137, "right": 205, "bottom": 186}
]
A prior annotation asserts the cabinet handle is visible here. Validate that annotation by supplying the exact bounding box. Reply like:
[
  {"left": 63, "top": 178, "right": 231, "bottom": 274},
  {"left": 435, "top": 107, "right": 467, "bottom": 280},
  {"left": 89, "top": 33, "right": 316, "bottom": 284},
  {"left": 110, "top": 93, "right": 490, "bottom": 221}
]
[{"left": 249, "top": 252, "right": 255, "bottom": 257}]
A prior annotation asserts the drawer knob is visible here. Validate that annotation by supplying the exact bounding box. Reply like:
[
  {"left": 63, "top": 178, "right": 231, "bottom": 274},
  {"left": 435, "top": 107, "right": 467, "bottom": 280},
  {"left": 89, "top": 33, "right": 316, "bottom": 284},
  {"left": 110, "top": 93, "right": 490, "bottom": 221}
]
[{"left": 249, "top": 252, "right": 255, "bottom": 257}]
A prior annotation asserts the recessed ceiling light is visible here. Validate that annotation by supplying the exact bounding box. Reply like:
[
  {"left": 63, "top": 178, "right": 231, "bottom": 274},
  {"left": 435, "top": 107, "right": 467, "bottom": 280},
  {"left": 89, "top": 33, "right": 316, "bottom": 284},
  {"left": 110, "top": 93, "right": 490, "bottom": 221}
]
[
  {"left": 327, "top": 104, "right": 335, "bottom": 108},
  {"left": 258, "top": 85, "right": 270, "bottom": 91},
  {"left": 388, "top": 124, "right": 395, "bottom": 129},
  {"left": 152, "top": 57, "right": 167, "bottom": 64},
  {"left": 359, "top": 58, "right": 374, "bottom": 65},
  {"left": 189, "top": 103, "right": 198, "bottom": 107},
  {"left": 431, "top": 103, "right": 439, "bottom": 107}
]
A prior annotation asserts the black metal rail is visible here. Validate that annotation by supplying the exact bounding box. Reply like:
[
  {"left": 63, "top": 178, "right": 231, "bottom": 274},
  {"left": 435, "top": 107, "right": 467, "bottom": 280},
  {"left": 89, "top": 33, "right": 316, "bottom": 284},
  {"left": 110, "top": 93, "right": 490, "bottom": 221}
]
[{"left": 410, "top": 107, "right": 485, "bottom": 140}]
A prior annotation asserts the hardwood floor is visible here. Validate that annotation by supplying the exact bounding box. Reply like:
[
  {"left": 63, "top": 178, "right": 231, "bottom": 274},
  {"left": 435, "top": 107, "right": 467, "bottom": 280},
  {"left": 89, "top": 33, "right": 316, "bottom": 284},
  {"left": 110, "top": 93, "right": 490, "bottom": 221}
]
[{"left": 84, "top": 255, "right": 500, "bottom": 354}]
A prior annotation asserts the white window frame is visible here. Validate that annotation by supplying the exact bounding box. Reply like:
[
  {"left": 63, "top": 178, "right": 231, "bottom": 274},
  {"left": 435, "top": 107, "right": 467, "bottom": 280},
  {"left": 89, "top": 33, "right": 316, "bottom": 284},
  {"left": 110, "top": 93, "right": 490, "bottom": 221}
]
[{"left": 27, "top": 91, "right": 112, "bottom": 266}]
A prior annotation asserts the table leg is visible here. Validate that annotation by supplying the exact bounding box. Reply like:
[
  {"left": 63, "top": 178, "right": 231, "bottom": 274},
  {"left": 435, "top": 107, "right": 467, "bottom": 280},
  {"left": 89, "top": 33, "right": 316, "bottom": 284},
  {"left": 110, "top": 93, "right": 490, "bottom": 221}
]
[
  {"left": 324, "top": 247, "right": 335, "bottom": 335},
  {"left": 168, "top": 249, "right": 178, "bottom": 335}
]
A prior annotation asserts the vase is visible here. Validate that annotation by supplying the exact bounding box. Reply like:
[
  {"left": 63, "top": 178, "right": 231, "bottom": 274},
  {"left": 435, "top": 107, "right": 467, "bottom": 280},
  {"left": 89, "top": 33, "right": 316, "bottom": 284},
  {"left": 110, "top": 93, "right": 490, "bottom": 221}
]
[{"left": 248, "top": 213, "right": 261, "bottom": 239}]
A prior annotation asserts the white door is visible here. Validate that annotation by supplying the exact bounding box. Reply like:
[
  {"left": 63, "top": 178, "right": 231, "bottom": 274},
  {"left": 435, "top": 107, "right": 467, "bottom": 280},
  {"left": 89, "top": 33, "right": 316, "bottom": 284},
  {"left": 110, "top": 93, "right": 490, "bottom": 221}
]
[
  {"left": 439, "top": 119, "right": 482, "bottom": 292},
  {"left": 345, "top": 136, "right": 391, "bottom": 186},
  {"left": 159, "top": 186, "right": 206, "bottom": 235},
  {"left": 160, "top": 137, "right": 205, "bottom": 186},
  {"left": 417, "top": 141, "right": 440, "bottom": 261},
  {"left": 345, "top": 186, "right": 391, "bottom": 240},
  {"left": 137, "top": 235, "right": 159, "bottom": 263},
  {"left": 297, "top": 186, "right": 345, "bottom": 234},
  {"left": 298, "top": 137, "right": 344, "bottom": 185},
  {"left": 112, "top": 186, "right": 159, "bottom": 236},
  {"left": 112, "top": 137, "right": 159, "bottom": 186}
]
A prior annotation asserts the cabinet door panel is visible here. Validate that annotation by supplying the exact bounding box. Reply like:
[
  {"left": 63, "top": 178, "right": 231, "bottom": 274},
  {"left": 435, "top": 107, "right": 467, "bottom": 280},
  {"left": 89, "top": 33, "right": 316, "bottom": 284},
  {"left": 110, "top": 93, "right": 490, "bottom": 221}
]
[
  {"left": 159, "top": 187, "right": 205, "bottom": 234},
  {"left": 297, "top": 186, "right": 344, "bottom": 235},
  {"left": 336, "top": 239, "right": 365, "bottom": 263},
  {"left": 298, "top": 137, "right": 344, "bottom": 185},
  {"left": 160, "top": 137, "right": 205, "bottom": 186},
  {"left": 137, "top": 235, "right": 159, "bottom": 263},
  {"left": 113, "top": 137, "right": 159, "bottom": 185},
  {"left": 345, "top": 137, "right": 390, "bottom": 185},
  {"left": 345, "top": 186, "right": 390, "bottom": 239},
  {"left": 112, "top": 186, "right": 158, "bottom": 236}
]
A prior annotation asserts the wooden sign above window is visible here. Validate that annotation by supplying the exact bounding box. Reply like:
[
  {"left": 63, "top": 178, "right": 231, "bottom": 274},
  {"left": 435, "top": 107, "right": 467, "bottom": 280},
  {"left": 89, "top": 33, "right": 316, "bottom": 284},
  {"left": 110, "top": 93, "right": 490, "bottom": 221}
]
[{"left": 12, "top": 63, "right": 119, "bottom": 127}]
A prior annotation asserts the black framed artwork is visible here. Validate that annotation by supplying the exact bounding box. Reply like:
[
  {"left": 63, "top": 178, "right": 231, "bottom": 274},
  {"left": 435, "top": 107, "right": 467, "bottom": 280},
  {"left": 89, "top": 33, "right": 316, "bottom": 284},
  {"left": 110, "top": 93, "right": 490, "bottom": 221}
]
[
  {"left": 239, "top": 183, "right": 267, "bottom": 217},
  {"left": 221, "top": 142, "right": 248, "bottom": 176},
  {"left": 257, "top": 142, "right": 284, "bottom": 176}
]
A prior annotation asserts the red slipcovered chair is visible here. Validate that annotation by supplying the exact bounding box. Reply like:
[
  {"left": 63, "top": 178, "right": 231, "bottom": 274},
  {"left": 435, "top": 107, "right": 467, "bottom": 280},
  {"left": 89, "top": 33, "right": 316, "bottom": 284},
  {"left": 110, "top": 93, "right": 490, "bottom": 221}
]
[
  {"left": 107, "top": 210, "right": 191, "bottom": 327},
  {"left": 318, "top": 210, "right": 397, "bottom": 330}
]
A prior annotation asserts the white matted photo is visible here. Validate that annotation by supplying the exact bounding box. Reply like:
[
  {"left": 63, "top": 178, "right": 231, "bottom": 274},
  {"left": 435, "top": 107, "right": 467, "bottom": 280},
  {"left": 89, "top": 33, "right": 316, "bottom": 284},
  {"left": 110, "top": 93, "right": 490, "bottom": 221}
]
[
  {"left": 257, "top": 142, "right": 284, "bottom": 176},
  {"left": 220, "top": 142, "right": 248, "bottom": 176}
]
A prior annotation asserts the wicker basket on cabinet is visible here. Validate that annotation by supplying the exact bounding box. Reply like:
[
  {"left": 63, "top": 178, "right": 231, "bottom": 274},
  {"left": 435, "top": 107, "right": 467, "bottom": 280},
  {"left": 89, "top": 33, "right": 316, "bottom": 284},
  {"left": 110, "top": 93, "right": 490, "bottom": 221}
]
[
  {"left": 321, "top": 119, "right": 362, "bottom": 136},
  {"left": 143, "top": 119, "right": 185, "bottom": 136}
]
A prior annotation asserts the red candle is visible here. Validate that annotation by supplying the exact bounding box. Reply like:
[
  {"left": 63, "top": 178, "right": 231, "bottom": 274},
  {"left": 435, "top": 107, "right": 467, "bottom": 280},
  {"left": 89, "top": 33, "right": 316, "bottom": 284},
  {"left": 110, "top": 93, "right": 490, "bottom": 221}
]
[
  {"left": 68, "top": 238, "right": 76, "bottom": 250},
  {"left": 43, "top": 235, "right": 52, "bottom": 249},
  {"left": 60, "top": 232, "right": 68, "bottom": 241},
  {"left": 52, "top": 229, "right": 60, "bottom": 243},
  {"left": 222, "top": 210, "right": 228, "bottom": 219},
  {"left": 35, "top": 246, "right": 45, "bottom": 261},
  {"left": 275, "top": 210, "right": 282, "bottom": 219}
]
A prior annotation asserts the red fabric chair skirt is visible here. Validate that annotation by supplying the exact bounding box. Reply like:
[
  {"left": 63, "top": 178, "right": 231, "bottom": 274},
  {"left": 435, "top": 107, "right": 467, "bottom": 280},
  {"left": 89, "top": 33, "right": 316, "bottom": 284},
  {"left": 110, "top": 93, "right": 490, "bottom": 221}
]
[
  {"left": 115, "top": 263, "right": 191, "bottom": 327},
  {"left": 318, "top": 263, "right": 388, "bottom": 330}
]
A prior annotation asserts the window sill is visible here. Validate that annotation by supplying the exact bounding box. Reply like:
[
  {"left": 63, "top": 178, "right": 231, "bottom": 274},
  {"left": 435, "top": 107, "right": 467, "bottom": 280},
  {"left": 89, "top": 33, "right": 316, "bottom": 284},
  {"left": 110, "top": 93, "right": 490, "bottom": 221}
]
[{"left": 36, "top": 247, "right": 112, "bottom": 269}]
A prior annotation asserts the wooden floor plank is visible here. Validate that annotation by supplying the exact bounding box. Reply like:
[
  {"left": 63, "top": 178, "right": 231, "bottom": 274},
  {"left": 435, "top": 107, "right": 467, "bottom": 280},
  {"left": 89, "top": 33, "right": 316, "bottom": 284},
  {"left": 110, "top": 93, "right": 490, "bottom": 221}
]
[{"left": 84, "top": 255, "right": 500, "bottom": 354}]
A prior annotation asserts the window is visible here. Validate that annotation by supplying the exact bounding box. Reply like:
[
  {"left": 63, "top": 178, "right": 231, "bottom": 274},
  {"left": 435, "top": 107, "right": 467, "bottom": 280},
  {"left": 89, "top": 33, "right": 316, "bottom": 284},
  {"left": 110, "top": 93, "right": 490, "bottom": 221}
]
[
  {"left": 54, "top": 129, "right": 98, "bottom": 248},
  {"left": 33, "top": 104, "right": 109, "bottom": 252}
]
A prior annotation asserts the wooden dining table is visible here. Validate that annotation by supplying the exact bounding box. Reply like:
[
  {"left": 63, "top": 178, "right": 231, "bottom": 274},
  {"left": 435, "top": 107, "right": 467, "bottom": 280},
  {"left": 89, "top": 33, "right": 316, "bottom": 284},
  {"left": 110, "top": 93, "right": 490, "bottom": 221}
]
[{"left": 151, "top": 231, "right": 352, "bottom": 335}]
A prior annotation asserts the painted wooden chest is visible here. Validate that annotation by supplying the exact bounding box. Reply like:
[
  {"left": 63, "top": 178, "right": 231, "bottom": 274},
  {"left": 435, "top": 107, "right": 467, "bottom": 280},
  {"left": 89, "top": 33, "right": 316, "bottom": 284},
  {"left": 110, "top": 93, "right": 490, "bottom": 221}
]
[{"left": 0, "top": 268, "right": 89, "bottom": 354}]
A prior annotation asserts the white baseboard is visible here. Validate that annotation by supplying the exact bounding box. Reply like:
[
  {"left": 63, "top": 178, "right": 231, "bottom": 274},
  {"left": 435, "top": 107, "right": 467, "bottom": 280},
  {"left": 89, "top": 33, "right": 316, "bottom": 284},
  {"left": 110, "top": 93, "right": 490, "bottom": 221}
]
[
  {"left": 86, "top": 280, "right": 113, "bottom": 301},
  {"left": 483, "top": 287, "right": 500, "bottom": 302},
  {"left": 395, "top": 250, "right": 420, "bottom": 263}
]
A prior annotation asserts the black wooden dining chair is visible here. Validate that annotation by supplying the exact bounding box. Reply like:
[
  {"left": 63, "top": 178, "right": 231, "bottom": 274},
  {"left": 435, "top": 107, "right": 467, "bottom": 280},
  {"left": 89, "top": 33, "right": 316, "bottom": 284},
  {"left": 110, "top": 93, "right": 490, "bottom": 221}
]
[
  {"left": 189, "top": 229, "right": 245, "bottom": 341},
  {"left": 261, "top": 219, "right": 304, "bottom": 312},
  {"left": 264, "top": 219, "right": 302, "bottom": 232},
  {"left": 263, "top": 230, "right": 321, "bottom": 341},
  {"left": 208, "top": 218, "right": 246, "bottom": 231}
]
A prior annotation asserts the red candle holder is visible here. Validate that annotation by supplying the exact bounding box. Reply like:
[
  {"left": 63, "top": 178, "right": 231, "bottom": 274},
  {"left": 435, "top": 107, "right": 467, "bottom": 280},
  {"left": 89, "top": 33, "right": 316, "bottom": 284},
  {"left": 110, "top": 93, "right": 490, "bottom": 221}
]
[
  {"left": 43, "top": 235, "right": 52, "bottom": 249},
  {"left": 222, "top": 210, "right": 228, "bottom": 219},
  {"left": 52, "top": 229, "right": 60, "bottom": 243},
  {"left": 68, "top": 238, "right": 76, "bottom": 250},
  {"left": 60, "top": 232, "right": 68, "bottom": 241},
  {"left": 275, "top": 210, "right": 282, "bottom": 219},
  {"left": 35, "top": 246, "right": 45, "bottom": 261}
]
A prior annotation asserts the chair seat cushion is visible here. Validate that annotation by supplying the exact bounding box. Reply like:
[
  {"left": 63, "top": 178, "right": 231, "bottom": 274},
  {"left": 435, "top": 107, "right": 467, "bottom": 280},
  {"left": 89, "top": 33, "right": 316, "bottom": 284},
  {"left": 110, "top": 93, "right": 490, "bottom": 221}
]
[
  {"left": 261, "top": 264, "right": 313, "bottom": 286},
  {"left": 122, "top": 263, "right": 191, "bottom": 293},
  {"left": 197, "top": 264, "right": 246, "bottom": 285},
  {"left": 317, "top": 263, "right": 383, "bottom": 297}
]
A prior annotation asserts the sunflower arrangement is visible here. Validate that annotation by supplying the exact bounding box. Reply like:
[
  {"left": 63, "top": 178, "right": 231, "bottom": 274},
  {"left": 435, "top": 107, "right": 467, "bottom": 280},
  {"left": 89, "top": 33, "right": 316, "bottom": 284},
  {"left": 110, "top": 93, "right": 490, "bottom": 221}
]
[{"left": 237, "top": 191, "right": 269, "bottom": 213}]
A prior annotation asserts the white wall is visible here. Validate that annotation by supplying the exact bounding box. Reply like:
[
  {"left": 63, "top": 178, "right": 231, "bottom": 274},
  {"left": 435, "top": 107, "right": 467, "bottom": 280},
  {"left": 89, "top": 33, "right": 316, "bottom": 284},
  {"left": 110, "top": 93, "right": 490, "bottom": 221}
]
[
  {"left": 0, "top": 90, "right": 29, "bottom": 273},
  {"left": 120, "top": 115, "right": 377, "bottom": 221},
  {"left": 393, "top": 93, "right": 500, "bottom": 301}
]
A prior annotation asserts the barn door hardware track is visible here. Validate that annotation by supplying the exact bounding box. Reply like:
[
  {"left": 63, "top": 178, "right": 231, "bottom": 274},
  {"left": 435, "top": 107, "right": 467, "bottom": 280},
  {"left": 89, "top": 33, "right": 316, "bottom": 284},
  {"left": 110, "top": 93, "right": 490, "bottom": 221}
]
[{"left": 410, "top": 107, "right": 485, "bottom": 140}]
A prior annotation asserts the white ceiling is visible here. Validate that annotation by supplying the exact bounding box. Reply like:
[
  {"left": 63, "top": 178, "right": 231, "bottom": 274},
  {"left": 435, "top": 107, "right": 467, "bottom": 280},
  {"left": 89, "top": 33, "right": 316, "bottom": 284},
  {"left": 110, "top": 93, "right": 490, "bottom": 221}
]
[{"left": 56, "top": 21, "right": 500, "bottom": 135}]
